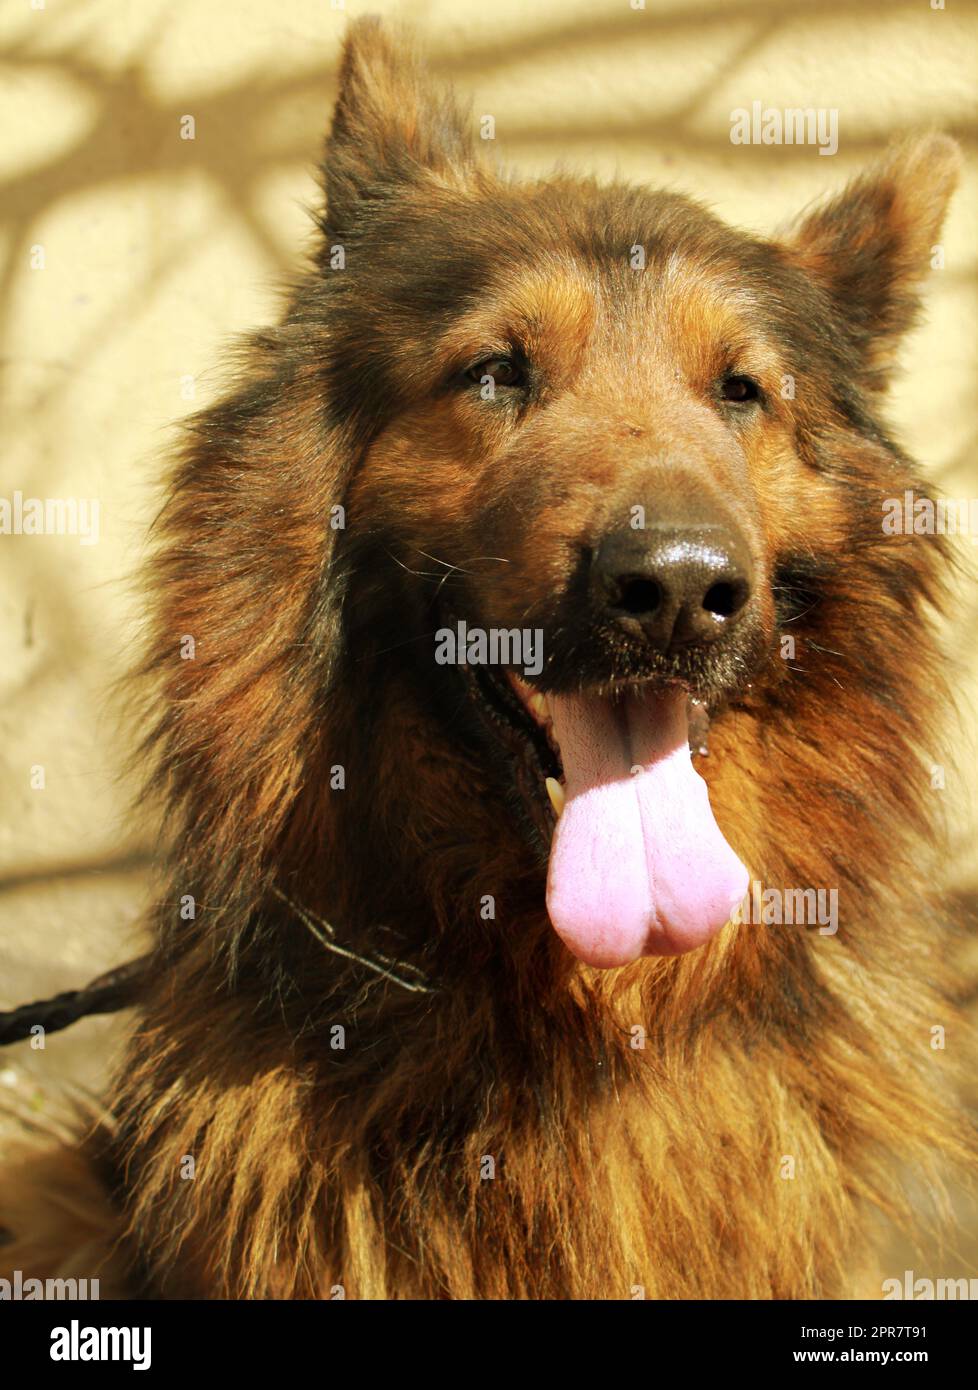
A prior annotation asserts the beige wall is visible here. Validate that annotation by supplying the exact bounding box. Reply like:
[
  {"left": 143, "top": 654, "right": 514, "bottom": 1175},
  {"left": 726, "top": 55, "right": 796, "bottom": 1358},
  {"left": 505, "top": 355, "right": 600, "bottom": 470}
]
[{"left": 1, "top": 0, "right": 976, "bottom": 1267}]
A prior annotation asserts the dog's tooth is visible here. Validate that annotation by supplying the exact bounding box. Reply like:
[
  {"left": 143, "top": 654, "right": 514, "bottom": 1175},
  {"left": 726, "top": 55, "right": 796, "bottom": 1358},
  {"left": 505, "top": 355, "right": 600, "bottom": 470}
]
[
  {"left": 529, "top": 693, "right": 549, "bottom": 720},
  {"left": 545, "top": 777, "right": 565, "bottom": 817}
]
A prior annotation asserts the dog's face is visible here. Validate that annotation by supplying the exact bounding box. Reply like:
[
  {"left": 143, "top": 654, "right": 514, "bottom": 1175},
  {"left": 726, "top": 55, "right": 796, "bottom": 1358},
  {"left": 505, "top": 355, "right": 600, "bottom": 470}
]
[
  {"left": 349, "top": 196, "right": 787, "bottom": 701},
  {"left": 315, "top": 22, "right": 958, "bottom": 967}
]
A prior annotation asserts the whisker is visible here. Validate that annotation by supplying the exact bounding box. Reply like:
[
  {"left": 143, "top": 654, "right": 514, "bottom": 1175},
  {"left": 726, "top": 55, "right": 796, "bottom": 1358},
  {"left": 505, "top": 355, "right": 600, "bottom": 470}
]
[{"left": 385, "top": 549, "right": 445, "bottom": 580}]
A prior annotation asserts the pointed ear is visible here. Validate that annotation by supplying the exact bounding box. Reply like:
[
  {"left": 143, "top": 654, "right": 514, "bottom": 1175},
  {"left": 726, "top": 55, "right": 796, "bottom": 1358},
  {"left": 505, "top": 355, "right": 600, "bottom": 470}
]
[
  {"left": 784, "top": 134, "right": 961, "bottom": 388},
  {"left": 321, "top": 17, "right": 473, "bottom": 238}
]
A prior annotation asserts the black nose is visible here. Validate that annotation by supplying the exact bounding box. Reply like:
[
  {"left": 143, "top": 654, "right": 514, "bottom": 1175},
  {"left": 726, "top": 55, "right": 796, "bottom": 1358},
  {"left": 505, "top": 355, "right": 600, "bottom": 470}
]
[{"left": 593, "top": 524, "right": 754, "bottom": 652}]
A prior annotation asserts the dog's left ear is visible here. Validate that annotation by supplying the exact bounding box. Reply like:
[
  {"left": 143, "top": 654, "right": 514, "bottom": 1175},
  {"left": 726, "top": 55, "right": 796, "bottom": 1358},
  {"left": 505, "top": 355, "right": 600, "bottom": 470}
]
[
  {"left": 785, "top": 134, "right": 961, "bottom": 388},
  {"left": 321, "top": 17, "right": 473, "bottom": 239}
]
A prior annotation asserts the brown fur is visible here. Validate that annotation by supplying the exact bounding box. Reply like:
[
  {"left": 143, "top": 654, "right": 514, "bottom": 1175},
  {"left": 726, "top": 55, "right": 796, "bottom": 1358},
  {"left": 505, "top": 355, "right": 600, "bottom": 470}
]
[
  {"left": 1, "top": 19, "right": 971, "bottom": 1299},
  {"left": 0, "top": 1139, "right": 129, "bottom": 1292}
]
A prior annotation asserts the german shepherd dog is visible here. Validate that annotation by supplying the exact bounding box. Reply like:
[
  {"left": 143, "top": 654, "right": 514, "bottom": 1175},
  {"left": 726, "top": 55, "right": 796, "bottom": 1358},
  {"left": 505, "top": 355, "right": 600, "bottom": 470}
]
[{"left": 0, "top": 19, "right": 969, "bottom": 1298}]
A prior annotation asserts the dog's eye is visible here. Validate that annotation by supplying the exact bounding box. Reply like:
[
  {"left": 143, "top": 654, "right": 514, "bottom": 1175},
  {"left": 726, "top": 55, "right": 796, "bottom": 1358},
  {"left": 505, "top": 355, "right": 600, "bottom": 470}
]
[
  {"left": 465, "top": 357, "right": 525, "bottom": 389},
  {"left": 720, "top": 374, "right": 761, "bottom": 404}
]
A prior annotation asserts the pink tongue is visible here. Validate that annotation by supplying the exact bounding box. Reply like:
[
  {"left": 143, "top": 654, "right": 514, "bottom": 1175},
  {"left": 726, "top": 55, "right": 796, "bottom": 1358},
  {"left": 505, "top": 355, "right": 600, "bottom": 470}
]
[{"left": 545, "top": 689, "right": 747, "bottom": 968}]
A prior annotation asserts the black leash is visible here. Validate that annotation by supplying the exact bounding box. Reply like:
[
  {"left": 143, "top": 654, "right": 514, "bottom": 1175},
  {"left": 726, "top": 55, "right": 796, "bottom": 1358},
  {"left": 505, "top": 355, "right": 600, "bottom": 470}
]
[
  {"left": 0, "top": 894, "right": 437, "bottom": 1048},
  {"left": 0, "top": 956, "right": 151, "bottom": 1047}
]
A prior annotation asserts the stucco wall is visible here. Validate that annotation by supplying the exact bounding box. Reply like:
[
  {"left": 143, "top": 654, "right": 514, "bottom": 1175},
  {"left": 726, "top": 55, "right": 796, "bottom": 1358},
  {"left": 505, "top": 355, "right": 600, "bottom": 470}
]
[{"left": 1, "top": 0, "right": 975, "bottom": 1281}]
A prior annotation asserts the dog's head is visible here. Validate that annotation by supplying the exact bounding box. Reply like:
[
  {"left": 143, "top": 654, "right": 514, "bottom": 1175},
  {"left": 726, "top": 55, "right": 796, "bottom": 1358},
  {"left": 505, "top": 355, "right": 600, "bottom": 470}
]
[
  {"left": 156, "top": 20, "right": 959, "bottom": 975},
  {"left": 308, "top": 21, "right": 959, "bottom": 968}
]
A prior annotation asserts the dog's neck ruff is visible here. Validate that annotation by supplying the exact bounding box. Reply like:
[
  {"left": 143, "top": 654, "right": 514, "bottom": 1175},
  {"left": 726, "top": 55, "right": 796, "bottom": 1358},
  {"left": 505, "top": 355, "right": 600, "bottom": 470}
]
[{"left": 0, "top": 891, "right": 437, "bottom": 1047}]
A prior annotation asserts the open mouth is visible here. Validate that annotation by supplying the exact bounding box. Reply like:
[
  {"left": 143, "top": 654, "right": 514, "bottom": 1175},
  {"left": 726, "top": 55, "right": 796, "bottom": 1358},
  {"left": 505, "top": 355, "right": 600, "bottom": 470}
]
[{"left": 467, "top": 665, "right": 748, "bottom": 969}]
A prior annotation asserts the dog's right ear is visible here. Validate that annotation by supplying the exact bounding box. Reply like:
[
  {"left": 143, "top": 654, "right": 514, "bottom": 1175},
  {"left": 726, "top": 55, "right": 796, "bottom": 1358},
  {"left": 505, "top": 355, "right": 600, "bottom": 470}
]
[{"left": 321, "top": 18, "right": 473, "bottom": 238}]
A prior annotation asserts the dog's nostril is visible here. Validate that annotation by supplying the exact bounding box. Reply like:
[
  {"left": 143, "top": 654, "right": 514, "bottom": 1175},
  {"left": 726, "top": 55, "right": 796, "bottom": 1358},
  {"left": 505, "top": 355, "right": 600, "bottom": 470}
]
[
  {"left": 702, "top": 580, "right": 749, "bottom": 619},
  {"left": 616, "top": 576, "right": 662, "bottom": 616}
]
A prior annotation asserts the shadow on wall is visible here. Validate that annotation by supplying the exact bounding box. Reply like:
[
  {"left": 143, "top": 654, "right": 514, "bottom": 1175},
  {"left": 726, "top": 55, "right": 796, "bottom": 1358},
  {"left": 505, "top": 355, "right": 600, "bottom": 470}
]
[{"left": 2, "top": 0, "right": 976, "bottom": 370}]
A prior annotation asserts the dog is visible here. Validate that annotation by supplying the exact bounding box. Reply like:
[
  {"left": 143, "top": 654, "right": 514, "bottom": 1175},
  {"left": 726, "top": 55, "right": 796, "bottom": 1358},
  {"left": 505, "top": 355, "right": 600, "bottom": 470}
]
[{"left": 0, "top": 17, "right": 969, "bottom": 1298}]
